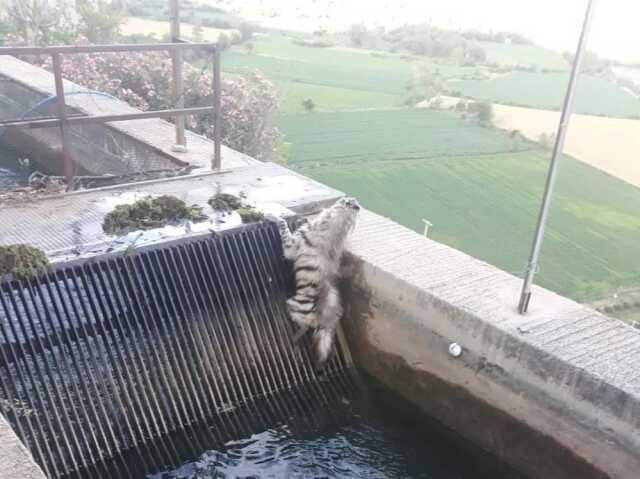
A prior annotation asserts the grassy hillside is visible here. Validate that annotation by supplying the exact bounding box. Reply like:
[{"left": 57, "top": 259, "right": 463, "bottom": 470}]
[
  {"left": 478, "top": 41, "right": 569, "bottom": 71},
  {"left": 278, "top": 110, "right": 532, "bottom": 166},
  {"left": 224, "top": 50, "right": 412, "bottom": 95},
  {"left": 277, "top": 81, "right": 400, "bottom": 112},
  {"left": 451, "top": 72, "right": 640, "bottom": 118},
  {"left": 219, "top": 33, "right": 640, "bottom": 303},
  {"left": 223, "top": 35, "right": 475, "bottom": 111},
  {"left": 280, "top": 111, "right": 640, "bottom": 301}
]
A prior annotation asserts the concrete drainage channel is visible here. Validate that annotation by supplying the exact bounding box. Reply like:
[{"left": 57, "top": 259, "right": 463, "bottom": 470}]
[
  {"left": 0, "top": 223, "right": 353, "bottom": 478},
  {"left": 1, "top": 167, "right": 640, "bottom": 478}
]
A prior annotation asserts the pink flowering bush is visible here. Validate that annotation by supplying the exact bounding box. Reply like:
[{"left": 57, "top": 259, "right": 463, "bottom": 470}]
[{"left": 37, "top": 50, "right": 281, "bottom": 161}]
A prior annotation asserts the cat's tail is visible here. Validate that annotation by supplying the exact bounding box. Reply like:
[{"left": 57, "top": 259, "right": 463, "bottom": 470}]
[{"left": 312, "top": 327, "right": 335, "bottom": 369}]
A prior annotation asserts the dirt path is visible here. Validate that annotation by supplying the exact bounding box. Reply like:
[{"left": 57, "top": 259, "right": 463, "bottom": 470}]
[{"left": 492, "top": 104, "right": 640, "bottom": 189}]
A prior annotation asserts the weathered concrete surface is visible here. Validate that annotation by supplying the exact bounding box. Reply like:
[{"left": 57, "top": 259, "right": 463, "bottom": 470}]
[
  {"left": 0, "top": 414, "right": 46, "bottom": 479},
  {"left": 0, "top": 162, "right": 342, "bottom": 255},
  {"left": 342, "top": 209, "right": 640, "bottom": 479},
  {"left": 0, "top": 55, "right": 255, "bottom": 175}
]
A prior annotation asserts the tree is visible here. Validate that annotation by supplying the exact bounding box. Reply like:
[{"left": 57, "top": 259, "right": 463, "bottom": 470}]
[
  {"left": 465, "top": 45, "right": 486, "bottom": 65},
  {"left": 5, "top": 0, "right": 75, "bottom": 45},
  {"left": 348, "top": 23, "right": 367, "bottom": 47},
  {"left": 302, "top": 98, "right": 315, "bottom": 112},
  {"left": 76, "top": 0, "right": 124, "bottom": 44},
  {"left": 563, "top": 50, "right": 611, "bottom": 73},
  {"left": 404, "top": 65, "right": 442, "bottom": 106},
  {"left": 538, "top": 132, "right": 557, "bottom": 150},
  {"left": 216, "top": 32, "right": 231, "bottom": 51},
  {"left": 455, "top": 99, "right": 467, "bottom": 112},
  {"left": 238, "top": 21, "right": 255, "bottom": 42},
  {"left": 475, "top": 102, "right": 493, "bottom": 126},
  {"left": 191, "top": 23, "right": 204, "bottom": 43}
]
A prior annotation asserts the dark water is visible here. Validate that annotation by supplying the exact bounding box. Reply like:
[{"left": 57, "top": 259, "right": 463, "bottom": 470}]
[
  {"left": 0, "top": 144, "right": 25, "bottom": 190},
  {"left": 138, "top": 374, "right": 519, "bottom": 479}
]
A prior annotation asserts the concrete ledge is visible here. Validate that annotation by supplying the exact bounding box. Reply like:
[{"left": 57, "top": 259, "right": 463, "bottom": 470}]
[
  {"left": 0, "top": 162, "right": 343, "bottom": 255},
  {"left": 0, "top": 414, "right": 45, "bottom": 479},
  {"left": 343, "top": 209, "right": 640, "bottom": 479}
]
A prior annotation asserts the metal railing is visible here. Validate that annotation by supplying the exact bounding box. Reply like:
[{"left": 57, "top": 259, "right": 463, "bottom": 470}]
[{"left": 0, "top": 41, "right": 222, "bottom": 188}]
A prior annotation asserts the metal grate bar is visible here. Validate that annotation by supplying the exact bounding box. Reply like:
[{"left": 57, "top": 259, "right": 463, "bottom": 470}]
[{"left": 0, "top": 223, "right": 351, "bottom": 477}]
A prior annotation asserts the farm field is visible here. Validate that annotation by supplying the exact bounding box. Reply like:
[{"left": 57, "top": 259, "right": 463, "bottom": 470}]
[
  {"left": 492, "top": 104, "right": 640, "bottom": 188},
  {"left": 276, "top": 81, "right": 400, "bottom": 113},
  {"left": 278, "top": 110, "right": 532, "bottom": 167},
  {"left": 223, "top": 49, "right": 414, "bottom": 96},
  {"left": 476, "top": 41, "right": 568, "bottom": 71},
  {"left": 450, "top": 71, "right": 640, "bottom": 118},
  {"left": 279, "top": 110, "right": 640, "bottom": 302},
  {"left": 122, "top": 17, "right": 237, "bottom": 41},
  {"left": 219, "top": 32, "right": 640, "bottom": 304},
  {"left": 222, "top": 35, "right": 476, "bottom": 111}
]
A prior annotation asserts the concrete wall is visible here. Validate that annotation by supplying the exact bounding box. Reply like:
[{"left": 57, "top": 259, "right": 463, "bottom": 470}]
[
  {"left": 0, "top": 56, "right": 256, "bottom": 177},
  {"left": 0, "top": 414, "right": 46, "bottom": 479},
  {"left": 342, "top": 209, "right": 640, "bottom": 479},
  {"left": 0, "top": 72, "right": 182, "bottom": 175}
]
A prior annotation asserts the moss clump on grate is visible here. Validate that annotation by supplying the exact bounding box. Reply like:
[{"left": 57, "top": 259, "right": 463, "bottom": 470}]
[
  {"left": 236, "top": 206, "right": 265, "bottom": 224},
  {"left": 208, "top": 192, "right": 264, "bottom": 223},
  {"left": 0, "top": 397, "right": 34, "bottom": 417},
  {"left": 208, "top": 192, "right": 245, "bottom": 211},
  {"left": 103, "top": 195, "right": 208, "bottom": 235},
  {"left": 0, "top": 244, "right": 50, "bottom": 280}
]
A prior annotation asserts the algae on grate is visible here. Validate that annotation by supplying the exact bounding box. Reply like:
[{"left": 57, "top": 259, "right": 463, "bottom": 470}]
[
  {"left": 103, "top": 195, "right": 208, "bottom": 235},
  {"left": 0, "top": 244, "right": 50, "bottom": 280},
  {"left": 208, "top": 192, "right": 265, "bottom": 224}
]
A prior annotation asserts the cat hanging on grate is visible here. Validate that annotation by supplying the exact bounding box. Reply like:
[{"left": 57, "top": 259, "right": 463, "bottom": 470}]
[{"left": 268, "top": 197, "right": 360, "bottom": 368}]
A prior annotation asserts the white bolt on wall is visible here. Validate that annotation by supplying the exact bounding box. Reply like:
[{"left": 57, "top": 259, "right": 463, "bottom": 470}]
[{"left": 448, "top": 342, "right": 462, "bottom": 358}]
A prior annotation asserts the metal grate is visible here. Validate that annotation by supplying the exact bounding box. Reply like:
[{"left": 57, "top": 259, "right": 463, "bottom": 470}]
[{"left": 0, "top": 222, "right": 351, "bottom": 478}]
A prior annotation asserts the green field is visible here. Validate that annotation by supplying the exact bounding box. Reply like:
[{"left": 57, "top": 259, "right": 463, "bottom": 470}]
[
  {"left": 277, "top": 81, "right": 400, "bottom": 113},
  {"left": 280, "top": 110, "right": 640, "bottom": 302},
  {"left": 278, "top": 110, "right": 532, "bottom": 166},
  {"left": 477, "top": 41, "right": 569, "bottom": 71},
  {"left": 222, "top": 33, "right": 640, "bottom": 303},
  {"left": 223, "top": 49, "right": 413, "bottom": 95},
  {"left": 223, "top": 35, "right": 476, "bottom": 112},
  {"left": 450, "top": 71, "right": 640, "bottom": 118}
]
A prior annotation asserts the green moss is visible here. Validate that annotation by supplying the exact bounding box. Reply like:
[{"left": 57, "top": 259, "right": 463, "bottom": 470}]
[
  {"left": 208, "top": 193, "right": 245, "bottom": 211},
  {"left": 0, "top": 398, "right": 34, "bottom": 417},
  {"left": 103, "top": 195, "right": 208, "bottom": 235},
  {"left": 236, "top": 207, "right": 265, "bottom": 223},
  {"left": 0, "top": 244, "right": 50, "bottom": 280}
]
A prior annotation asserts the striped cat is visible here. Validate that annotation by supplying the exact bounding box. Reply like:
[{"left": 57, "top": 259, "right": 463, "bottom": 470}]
[{"left": 269, "top": 197, "right": 360, "bottom": 367}]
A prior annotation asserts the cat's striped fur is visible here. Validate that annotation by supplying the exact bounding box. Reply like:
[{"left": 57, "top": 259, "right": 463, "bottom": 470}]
[{"left": 269, "top": 197, "right": 360, "bottom": 367}]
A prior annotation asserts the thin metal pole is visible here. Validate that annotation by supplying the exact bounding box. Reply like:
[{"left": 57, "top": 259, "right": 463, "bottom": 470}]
[
  {"left": 518, "top": 0, "right": 597, "bottom": 314},
  {"left": 51, "top": 52, "right": 74, "bottom": 188},
  {"left": 170, "top": 0, "right": 187, "bottom": 151},
  {"left": 213, "top": 48, "right": 222, "bottom": 169}
]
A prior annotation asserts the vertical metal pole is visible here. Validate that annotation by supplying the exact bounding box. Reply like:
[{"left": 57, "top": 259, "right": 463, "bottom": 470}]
[
  {"left": 518, "top": 0, "right": 597, "bottom": 314},
  {"left": 170, "top": 0, "right": 187, "bottom": 152},
  {"left": 213, "top": 48, "right": 222, "bottom": 170},
  {"left": 51, "top": 52, "right": 74, "bottom": 189}
]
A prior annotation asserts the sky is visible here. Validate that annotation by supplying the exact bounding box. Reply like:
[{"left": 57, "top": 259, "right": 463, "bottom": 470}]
[{"left": 215, "top": 0, "right": 640, "bottom": 63}]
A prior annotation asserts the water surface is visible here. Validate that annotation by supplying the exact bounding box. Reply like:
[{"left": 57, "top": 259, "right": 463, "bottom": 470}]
[{"left": 145, "top": 374, "right": 519, "bottom": 479}]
